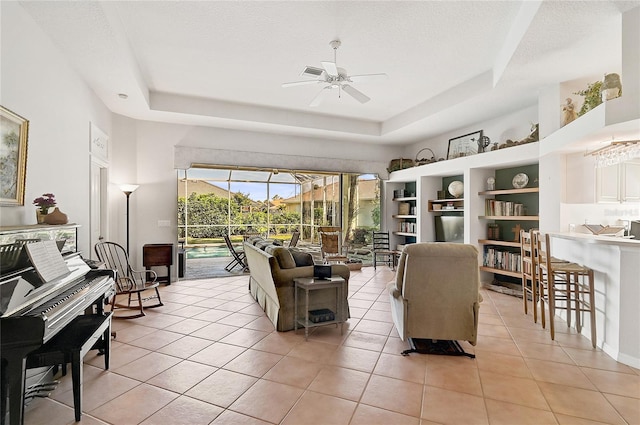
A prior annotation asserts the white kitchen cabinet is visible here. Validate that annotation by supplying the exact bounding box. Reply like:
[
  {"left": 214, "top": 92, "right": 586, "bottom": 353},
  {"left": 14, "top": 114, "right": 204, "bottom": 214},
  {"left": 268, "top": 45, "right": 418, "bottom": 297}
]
[{"left": 596, "top": 160, "right": 640, "bottom": 203}]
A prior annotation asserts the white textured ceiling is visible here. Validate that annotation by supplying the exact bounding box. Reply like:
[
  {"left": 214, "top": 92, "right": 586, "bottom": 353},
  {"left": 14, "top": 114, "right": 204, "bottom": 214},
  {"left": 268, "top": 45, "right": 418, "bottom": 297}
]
[{"left": 19, "top": 1, "right": 638, "bottom": 145}]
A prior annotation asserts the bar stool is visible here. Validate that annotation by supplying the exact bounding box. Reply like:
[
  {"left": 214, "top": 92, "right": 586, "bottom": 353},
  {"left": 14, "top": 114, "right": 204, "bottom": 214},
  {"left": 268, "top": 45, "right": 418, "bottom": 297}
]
[
  {"left": 519, "top": 229, "right": 538, "bottom": 322},
  {"left": 535, "top": 232, "right": 596, "bottom": 348}
]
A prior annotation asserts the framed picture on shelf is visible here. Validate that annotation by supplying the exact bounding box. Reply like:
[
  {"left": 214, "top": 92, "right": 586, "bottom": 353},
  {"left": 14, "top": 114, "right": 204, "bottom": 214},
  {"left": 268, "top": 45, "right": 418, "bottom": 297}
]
[
  {"left": 0, "top": 106, "right": 29, "bottom": 206},
  {"left": 447, "top": 130, "right": 483, "bottom": 160}
]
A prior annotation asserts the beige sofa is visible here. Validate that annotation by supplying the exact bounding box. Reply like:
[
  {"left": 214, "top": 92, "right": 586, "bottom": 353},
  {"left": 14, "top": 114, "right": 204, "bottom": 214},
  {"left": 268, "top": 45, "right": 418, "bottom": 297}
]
[
  {"left": 388, "top": 243, "right": 482, "bottom": 345},
  {"left": 244, "top": 241, "right": 350, "bottom": 331}
]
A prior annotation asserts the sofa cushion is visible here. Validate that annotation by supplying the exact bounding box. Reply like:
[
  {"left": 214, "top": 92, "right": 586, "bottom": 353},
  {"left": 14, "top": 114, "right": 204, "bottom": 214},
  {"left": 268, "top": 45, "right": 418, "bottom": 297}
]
[
  {"left": 255, "top": 240, "right": 274, "bottom": 251},
  {"left": 247, "top": 236, "right": 263, "bottom": 246},
  {"left": 268, "top": 238, "right": 283, "bottom": 246},
  {"left": 266, "top": 247, "right": 297, "bottom": 269},
  {"left": 289, "top": 249, "right": 314, "bottom": 267}
]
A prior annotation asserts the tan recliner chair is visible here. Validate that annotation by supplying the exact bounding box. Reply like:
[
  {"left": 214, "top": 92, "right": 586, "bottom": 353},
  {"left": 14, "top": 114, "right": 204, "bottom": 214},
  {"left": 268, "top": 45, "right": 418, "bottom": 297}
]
[{"left": 388, "top": 243, "right": 482, "bottom": 346}]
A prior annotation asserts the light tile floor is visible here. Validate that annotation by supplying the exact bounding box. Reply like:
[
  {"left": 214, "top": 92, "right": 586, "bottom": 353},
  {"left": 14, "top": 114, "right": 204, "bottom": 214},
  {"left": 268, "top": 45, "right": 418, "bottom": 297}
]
[{"left": 23, "top": 267, "right": 640, "bottom": 425}]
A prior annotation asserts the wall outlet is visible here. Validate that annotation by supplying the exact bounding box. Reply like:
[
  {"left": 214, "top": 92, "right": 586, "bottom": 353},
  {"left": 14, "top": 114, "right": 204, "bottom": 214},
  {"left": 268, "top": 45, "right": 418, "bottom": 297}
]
[{"left": 157, "top": 220, "right": 171, "bottom": 227}]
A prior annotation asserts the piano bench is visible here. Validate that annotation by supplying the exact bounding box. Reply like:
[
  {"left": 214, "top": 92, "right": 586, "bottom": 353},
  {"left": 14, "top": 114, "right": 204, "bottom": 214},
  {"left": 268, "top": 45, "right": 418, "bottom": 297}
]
[{"left": 26, "top": 313, "right": 112, "bottom": 422}]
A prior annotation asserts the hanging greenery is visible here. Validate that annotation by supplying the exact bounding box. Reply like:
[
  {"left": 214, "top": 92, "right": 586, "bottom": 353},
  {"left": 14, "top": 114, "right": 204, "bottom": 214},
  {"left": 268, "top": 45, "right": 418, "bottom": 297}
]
[{"left": 574, "top": 81, "right": 603, "bottom": 117}]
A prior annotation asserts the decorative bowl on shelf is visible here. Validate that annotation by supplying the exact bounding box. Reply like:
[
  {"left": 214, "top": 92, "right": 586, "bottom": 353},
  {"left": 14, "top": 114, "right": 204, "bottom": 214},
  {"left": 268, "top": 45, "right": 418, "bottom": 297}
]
[
  {"left": 512, "top": 173, "right": 529, "bottom": 189},
  {"left": 448, "top": 181, "right": 464, "bottom": 198}
]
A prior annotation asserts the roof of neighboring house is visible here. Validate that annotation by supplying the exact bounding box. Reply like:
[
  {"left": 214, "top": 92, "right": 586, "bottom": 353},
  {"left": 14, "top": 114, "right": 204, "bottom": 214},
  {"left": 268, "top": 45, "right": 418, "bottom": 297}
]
[
  {"left": 280, "top": 179, "right": 378, "bottom": 204},
  {"left": 178, "top": 180, "right": 232, "bottom": 198}
]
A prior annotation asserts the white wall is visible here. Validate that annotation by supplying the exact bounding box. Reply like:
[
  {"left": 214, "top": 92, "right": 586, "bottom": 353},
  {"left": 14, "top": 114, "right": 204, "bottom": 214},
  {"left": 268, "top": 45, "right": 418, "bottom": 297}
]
[
  {"left": 402, "top": 105, "right": 538, "bottom": 161},
  {"left": 0, "top": 2, "right": 112, "bottom": 256},
  {"left": 109, "top": 119, "right": 401, "bottom": 269},
  {"left": 1, "top": 2, "right": 402, "bottom": 269}
]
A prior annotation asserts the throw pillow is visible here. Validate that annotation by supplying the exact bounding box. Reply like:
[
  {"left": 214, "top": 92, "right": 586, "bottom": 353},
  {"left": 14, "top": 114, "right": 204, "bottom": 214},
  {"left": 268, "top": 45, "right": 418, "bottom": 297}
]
[
  {"left": 290, "top": 249, "right": 314, "bottom": 267},
  {"left": 269, "top": 247, "right": 296, "bottom": 269},
  {"left": 255, "top": 240, "right": 273, "bottom": 251}
]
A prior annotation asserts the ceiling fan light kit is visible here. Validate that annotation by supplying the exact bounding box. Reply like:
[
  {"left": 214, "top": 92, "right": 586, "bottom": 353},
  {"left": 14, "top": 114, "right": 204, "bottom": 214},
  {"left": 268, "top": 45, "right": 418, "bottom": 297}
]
[{"left": 282, "top": 39, "right": 387, "bottom": 107}]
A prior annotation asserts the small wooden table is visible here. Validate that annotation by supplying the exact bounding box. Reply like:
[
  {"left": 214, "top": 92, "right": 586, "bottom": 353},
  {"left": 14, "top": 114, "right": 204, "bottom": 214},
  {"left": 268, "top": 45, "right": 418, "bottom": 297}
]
[
  {"left": 293, "top": 276, "right": 345, "bottom": 340},
  {"left": 143, "top": 243, "right": 173, "bottom": 284}
]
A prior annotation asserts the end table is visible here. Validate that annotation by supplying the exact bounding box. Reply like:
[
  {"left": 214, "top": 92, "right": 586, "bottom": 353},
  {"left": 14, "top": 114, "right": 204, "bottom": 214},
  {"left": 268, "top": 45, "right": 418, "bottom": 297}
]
[{"left": 293, "top": 276, "right": 346, "bottom": 340}]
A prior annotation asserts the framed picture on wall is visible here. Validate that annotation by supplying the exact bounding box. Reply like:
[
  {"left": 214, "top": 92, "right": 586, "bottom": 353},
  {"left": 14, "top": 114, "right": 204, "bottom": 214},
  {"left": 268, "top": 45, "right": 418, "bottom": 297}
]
[
  {"left": 0, "top": 106, "right": 29, "bottom": 206},
  {"left": 446, "top": 130, "right": 483, "bottom": 160}
]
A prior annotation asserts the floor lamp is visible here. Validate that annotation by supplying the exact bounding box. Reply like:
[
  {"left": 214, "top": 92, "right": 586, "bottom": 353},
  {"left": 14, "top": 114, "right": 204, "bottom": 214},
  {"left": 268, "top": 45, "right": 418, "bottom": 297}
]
[{"left": 120, "top": 184, "right": 139, "bottom": 255}]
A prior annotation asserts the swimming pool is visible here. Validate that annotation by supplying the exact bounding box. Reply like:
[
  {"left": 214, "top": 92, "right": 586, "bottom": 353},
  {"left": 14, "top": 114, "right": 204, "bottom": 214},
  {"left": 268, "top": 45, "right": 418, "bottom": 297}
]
[{"left": 185, "top": 244, "right": 232, "bottom": 259}]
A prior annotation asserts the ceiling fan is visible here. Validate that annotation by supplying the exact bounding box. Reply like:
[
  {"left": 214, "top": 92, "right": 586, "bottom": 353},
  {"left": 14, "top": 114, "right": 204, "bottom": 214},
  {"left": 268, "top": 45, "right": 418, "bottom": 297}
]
[{"left": 282, "top": 40, "right": 388, "bottom": 107}]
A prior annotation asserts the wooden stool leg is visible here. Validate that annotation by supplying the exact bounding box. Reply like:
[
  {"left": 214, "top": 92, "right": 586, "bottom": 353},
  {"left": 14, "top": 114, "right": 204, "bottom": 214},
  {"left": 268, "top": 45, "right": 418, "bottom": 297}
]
[
  {"left": 532, "top": 274, "right": 538, "bottom": 323},
  {"left": 573, "top": 273, "right": 582, "bottom": 333},
  {"left": 588, "top": 270, "right": 596, "bottom": 348},
  {"left": 548, "top": 277, "right": 556, "bottom": 340},
  {"left": 538, "top": 276, "right": 549, "bottom": 329}
]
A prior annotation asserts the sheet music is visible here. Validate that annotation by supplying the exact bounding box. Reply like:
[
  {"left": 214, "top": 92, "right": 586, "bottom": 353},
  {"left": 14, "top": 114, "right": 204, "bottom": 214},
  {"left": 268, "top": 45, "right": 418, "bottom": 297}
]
[{"left": 25, "top": 240, "right": 70, "bottom": 282}]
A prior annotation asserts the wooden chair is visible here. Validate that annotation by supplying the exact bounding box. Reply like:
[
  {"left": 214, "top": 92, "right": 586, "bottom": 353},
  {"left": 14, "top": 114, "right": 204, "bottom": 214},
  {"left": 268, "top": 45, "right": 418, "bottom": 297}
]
[
  {"left": 372, "top": 231, "right": 397, "bottom": 270},
  {"left": 318, "top": 226, "right": 349, "bottom": 263},
  {"left": 223, "top": 234, "right": 248, "bottom": 271},
  {"left": 287, "top": 230, "right": 300, "bottom": 247},
  {"left": 95, "top": 241, "right": 163, "bottom": 319},
  {"left": 520, "top": 229, "right": 538, "bottom": 322},
  {"left": 535, "top": 232, "right": 596, "bottom": 347}
]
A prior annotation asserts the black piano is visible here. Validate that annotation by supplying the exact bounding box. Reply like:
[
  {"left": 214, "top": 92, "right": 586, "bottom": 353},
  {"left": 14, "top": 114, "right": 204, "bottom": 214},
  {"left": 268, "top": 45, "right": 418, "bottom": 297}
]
[{"left": 0, "top": 252, "right": 115, "bottom": 425}]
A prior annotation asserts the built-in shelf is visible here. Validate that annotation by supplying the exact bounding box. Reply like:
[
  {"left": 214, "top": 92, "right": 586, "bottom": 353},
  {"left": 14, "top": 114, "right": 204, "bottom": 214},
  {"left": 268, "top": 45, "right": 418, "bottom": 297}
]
[
  {"left": 428, "top": 198, "right": 464, "bottom": 212},
  {"left": 478, "top": 187, "right": 539, "bottom": 196},
  {"left": 429, "top": 198, "right": 465, "bottom": 203},
  {"left": 480, "top": 215, "right": 539, "bottom": 220},
  {"left": 480, "top": 266, "right": 521, "bottom": 278},
  {"left": 392, "top": 215, "right": 417, "bottom": 219},
  {"left": 393, "top": 231, "right": 417, "bottom": 237},
  {"left": 478, "top": 239, "right": 522, "bottom": 248}
]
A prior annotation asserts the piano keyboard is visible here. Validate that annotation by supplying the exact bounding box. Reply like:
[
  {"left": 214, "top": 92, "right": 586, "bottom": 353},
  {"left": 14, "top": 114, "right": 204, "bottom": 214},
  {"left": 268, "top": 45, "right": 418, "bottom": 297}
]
[{"left": 32, "top": 281, "right": 92, "bottom": 319}]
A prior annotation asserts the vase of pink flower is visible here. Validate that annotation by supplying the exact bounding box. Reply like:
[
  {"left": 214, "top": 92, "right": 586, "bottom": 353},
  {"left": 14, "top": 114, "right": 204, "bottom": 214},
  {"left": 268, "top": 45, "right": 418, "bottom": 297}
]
[{"left": 33, "top": 193, "right": 56, "bottom": 224}]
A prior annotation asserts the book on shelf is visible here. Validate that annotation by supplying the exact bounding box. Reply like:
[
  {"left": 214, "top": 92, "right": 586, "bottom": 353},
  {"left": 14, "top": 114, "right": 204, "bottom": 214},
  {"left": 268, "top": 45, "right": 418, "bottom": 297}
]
[
  {"left": 398, "top": 222, "right": 416, "bottom": 233},
  {"left": 485, "top": 199, "right": 525, "bottom": 216},
  {"left": 483, "top": 247, "right": 521, "bottom": 272}
]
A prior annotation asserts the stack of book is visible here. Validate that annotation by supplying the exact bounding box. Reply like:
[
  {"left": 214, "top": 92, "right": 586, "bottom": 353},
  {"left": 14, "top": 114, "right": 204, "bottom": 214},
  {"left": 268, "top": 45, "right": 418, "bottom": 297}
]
[
  {"left": 485, "top": 200, "right": 525, "bottom": 216},
  {"left": 483, "top": 248, "right": 521, "bottom": 272},
  {"left": 399, "top": 222, "right": 416, "bottom": 233}
]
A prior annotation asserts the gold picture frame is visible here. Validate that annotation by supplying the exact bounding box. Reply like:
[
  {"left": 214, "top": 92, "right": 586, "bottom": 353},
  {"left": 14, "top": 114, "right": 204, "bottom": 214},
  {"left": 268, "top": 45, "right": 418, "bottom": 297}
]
[{"left": 0, "top": 106, "right": 29, "bottom": 206}]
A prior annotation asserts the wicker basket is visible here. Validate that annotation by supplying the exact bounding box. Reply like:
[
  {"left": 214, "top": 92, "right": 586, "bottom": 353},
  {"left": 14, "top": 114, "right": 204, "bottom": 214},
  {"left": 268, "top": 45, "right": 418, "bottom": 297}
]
[
  {"left": 387, "top": 158, "right": 414, "bottom": 173},
  {"left": 415, "top": 148, "right": 436, "bottom": 166}
]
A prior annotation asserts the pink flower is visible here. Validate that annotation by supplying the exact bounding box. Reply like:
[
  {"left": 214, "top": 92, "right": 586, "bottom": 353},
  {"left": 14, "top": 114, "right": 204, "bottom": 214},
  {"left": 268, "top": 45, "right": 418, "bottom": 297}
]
[{"left": 33, "top": 193, "right": 56, "bottom": 212}]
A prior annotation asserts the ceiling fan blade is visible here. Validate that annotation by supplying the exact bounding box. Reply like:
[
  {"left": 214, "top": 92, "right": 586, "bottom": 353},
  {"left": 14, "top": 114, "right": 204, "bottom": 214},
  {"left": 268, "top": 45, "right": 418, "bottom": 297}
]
[
  {"left": 321, "top": 61, "right": 338, "bottom": 77},
  {"left": 282, "top": 80, "right": 322, "bottom": 88},
  {"left": 310, "top": 86, "right": 331, "bottom": 107},
  {"left": 349, "top": 73, "right": 388, "bottom": 83},
  {"left": 342, "top": 84, "right": 370, "bottom": 104}
]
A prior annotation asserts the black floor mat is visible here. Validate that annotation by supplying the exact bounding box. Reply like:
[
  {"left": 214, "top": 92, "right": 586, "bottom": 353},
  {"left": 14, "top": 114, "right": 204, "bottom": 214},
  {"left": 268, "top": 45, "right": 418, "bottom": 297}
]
[{"left": 401, "top": 338, "right": 475, "bottom": 358}]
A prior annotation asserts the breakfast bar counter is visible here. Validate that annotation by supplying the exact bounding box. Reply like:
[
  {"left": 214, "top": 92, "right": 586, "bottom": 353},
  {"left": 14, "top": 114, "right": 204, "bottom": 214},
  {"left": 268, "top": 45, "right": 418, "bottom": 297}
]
[{"left": 549, "top": 232, "right": 640, "bottom": 368}]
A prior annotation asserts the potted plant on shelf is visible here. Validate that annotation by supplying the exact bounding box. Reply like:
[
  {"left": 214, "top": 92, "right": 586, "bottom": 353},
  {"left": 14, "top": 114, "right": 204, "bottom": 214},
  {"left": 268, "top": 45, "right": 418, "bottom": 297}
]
[{"left": 33, "top": 193, "right": 56, "bottom": 224}]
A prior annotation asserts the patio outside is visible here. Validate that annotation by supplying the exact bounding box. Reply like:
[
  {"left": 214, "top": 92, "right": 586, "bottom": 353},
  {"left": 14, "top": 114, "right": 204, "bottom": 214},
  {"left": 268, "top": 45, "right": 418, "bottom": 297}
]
[{"left": 178, "top": 167, "right": 381, "bottom": 278}]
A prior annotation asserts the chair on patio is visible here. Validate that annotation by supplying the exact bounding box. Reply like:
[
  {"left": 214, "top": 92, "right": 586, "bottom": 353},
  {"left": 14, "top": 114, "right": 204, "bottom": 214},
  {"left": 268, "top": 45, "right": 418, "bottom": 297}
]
[
  {"left": 319, "top": 226, "right": 349, "bottom": 263},
  {"left": 287, "top": 230, "right": 300, "bottom": 247},
  {"left": 224, "top": 234, "right": 248, "bottom": 271},
  {"left": 94, "top": 241, "right": 163, "bottom": 319}
]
